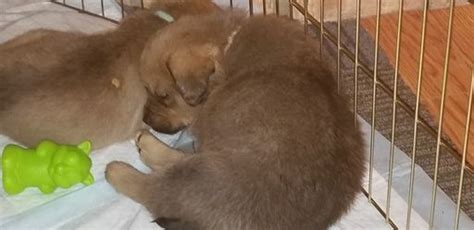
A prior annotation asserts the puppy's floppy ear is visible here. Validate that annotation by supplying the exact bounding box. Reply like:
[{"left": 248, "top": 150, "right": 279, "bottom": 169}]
[{"left": 167, "top": 44, "right": 218, "bottom": 106}]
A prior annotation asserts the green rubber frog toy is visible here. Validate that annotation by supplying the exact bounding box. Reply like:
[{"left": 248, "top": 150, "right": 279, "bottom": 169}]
[{"left": 2, "top": 140, "right": 94, "bottom": 195}]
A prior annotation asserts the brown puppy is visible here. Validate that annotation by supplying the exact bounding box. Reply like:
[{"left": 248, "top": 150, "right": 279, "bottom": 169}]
[
  {"left": 106, "top": 8, "right": 366, "bottom": 230},
  {"left": 0, "top": 0, "right": 218, "bottom": 149}
]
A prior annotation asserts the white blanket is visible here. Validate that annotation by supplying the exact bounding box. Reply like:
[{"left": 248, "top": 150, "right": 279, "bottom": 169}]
[{"left": 0, "top": 131, "right": 183, "bottom": 230}]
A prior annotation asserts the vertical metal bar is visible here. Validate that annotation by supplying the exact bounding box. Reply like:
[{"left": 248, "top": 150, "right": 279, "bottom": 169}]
[
  {"left": 320, "top": 0, "right": 325, "bottom": 60},
  {"left": 354, "top": 0, "right": 361, "bottom": 125},
  {"left": 303, "top": 0, "right": 308, "bottom": 34},
  {"left": 81, "top": 0, "right": 84, "bottom": 11},
  {"left": 369, "top": 0, "right": 382, "bottom": 204},
  {"left": 387, "top": 0, "right": 405, "bottom": 222},
  {"left": 263, "top": 0, "right": 267, "bottom": 15},
  {"left": 140, "top": 0, "right": 144, "bottom": 9},
  {"left": 63, "top": 0, "right": 65, "bottom": 4},
  {"left": 101, "top": 0, "right": 105, "bottom": 17},
  {"left": 429, "top": 0, "right": 456, "bottom": 228},
  {"left": 454, "top": 68, "right": 474, "bottom": 230},
  {"left": 406, "top": 0, "right": 430, "bottom": 229},
  {"left": 230, "top": 0, "right": 234, "bottom": 8},
  {"left": 336, "top": 0, "right": 342, "bottom": 94},
  {"left": 288, "top": 0, "right": 293, "bottom": 19},
  {"left": 120, "top": 0, "right": 125, "bottom": 18},
  {"left": 275, "top": 0, "right": 280, "bottom": 15},
  {"left": 249, "top": 0, "right": 254, "bottom": 15}
]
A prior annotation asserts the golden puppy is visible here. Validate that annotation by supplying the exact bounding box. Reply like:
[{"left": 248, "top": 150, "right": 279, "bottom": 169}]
[
  {"left": 106, "top": 7, "right": 366, "bottom": 230},
  {"left": 0, "top": 0, "right": 218, "bottom": 149}
]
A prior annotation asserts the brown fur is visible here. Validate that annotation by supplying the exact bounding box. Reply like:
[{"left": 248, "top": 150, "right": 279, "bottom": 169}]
[
  {"left": 0, "top": 0, "right": 218, "bottom": 149},
  {"left": 106, "top": 7, "right": 366, "bottom": 230}
]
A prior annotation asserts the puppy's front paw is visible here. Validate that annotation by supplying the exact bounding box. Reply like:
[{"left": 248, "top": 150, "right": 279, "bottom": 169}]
[
  {"left": 135, "top": 129, "right": 149, "bottom": 150},
  {"left": 134, "top": 130, "right": 183, "bottom": 171},
  {"left": 135, "top": 130, "right": 168, "bottom": 156}
]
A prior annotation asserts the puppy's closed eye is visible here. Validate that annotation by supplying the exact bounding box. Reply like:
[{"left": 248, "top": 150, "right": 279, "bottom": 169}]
[
  {"left": 157, "top": 91, "right": 172, "bottom": 106},
  {"left": 146, "top": 87, "right": 173, "bottom": 107}
]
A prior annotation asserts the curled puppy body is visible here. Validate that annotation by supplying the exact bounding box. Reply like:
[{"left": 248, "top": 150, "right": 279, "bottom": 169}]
[
  {"left": 0, "top": 0, "right": 219, "bottom": 149},
  {"left": 106, "top": 10, "right": 366, "bottom": 230}
]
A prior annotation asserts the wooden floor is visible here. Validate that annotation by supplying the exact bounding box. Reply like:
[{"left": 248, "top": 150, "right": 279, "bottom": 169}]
[{"left": 361, "top": 5, "right": 474, "bottom": 166}]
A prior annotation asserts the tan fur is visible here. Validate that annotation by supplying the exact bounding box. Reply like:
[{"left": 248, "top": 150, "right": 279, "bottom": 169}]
[
  {"left": 106, "top": 6, "right": 366, "bottom": 229},
  {"left": 0, "top": 0, "right": 219, "bottom": 149}
]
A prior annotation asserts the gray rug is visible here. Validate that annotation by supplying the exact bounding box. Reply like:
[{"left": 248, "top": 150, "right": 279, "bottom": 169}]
[{"left": 314, "top": 20, "right": 474, "bottom": 219}]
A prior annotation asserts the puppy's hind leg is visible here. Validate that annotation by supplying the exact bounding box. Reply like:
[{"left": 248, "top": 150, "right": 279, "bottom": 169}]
[
  {"left": 135, "top": 130, "right": 185, "bottom": 171},
  {"left": 105, "top": 161, "right": 153, "bottom": 204},
  {"left": 108, "top": 152, "right": 236, "bottom": 229}
]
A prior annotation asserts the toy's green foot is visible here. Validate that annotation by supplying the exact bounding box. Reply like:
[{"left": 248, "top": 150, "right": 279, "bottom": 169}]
[
  {"left": 2, "top": 146, "right": 25, "bottom": 195},
  {"left": 82, "top": 173, "right": 94, "bottom": 186},
  {"left": 2, "top": 145, "right": 21, "bottom": 170},
  {"left": 39, "top": 184, "right": 56, "bottom": 194},
  {"left": 3, "top": 176, "right": 25, "bottom": 195}
]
